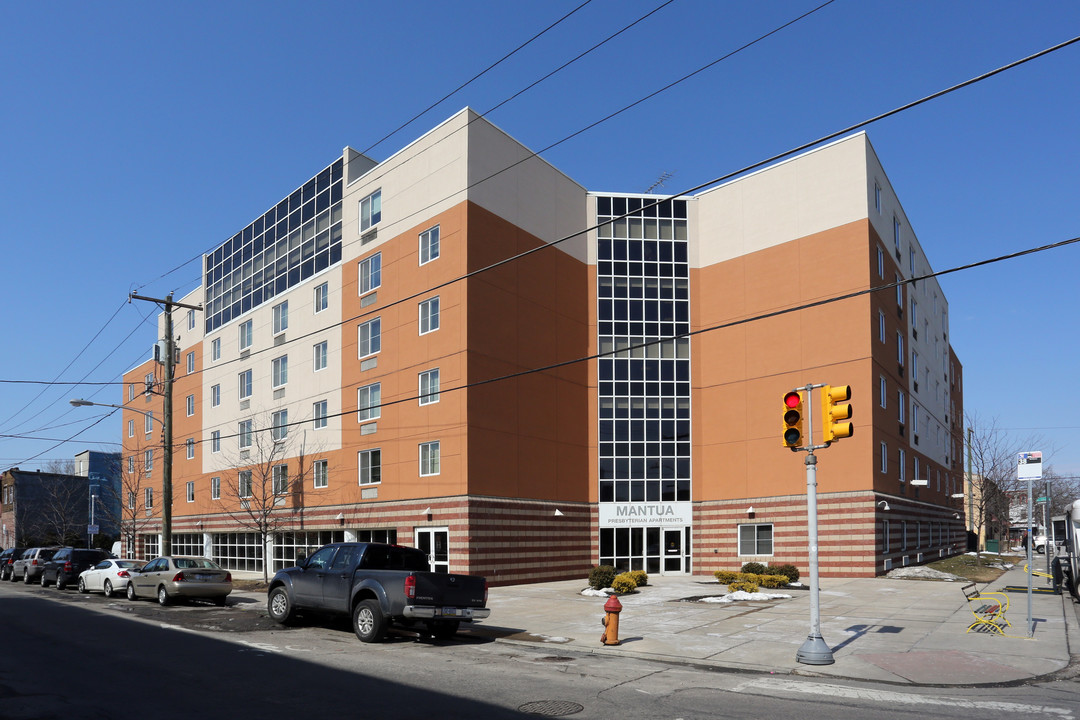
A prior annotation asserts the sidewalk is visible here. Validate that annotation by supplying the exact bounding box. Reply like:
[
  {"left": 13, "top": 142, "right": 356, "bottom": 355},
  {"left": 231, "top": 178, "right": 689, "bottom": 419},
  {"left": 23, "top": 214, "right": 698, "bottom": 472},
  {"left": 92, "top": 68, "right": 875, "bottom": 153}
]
[{"left": 472, "top": 564, "right": 1078, "bottom": 685}]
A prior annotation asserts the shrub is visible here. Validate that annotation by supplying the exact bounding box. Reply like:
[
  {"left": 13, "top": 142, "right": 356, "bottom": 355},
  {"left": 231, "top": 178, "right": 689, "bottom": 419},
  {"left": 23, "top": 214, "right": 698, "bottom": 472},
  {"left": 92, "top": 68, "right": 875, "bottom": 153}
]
[
  {"left": 611, "top": 572, "right": 638, "bottom": 594},
  {"left": 766, "top": 563, "right": 800, "bottom": 583},
  {"left": 728, "top": 581, "right": 759, "bottom": 594},
  {"left": 758, "top": 574, "right": 788, "bottom": 589},
  {"left": 741, "top": 562, "right": 768, "bottom": 575},
  {"left": 714, "top": 570, "right": 740, "bottom": 584},
  {"left": 588, "top": 565, "right": 616, "bottom": 590},
  {"left": 629, "top": 570, "right": 648, "bottom": 587},
  {"left": 735, "top": 572, "right": 762, "bottom": 584}
]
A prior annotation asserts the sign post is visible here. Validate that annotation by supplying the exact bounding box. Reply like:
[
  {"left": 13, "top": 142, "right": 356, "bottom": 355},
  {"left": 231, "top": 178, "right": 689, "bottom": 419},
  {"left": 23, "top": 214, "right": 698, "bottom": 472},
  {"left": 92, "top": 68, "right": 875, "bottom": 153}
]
[{"left": 1018, "top": 451, "right": 1043, "bottom": 636}]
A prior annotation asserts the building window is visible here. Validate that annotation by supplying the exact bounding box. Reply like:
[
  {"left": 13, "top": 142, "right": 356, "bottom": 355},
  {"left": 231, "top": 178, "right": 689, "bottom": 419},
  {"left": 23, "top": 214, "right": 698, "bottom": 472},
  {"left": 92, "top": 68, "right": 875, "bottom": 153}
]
[
  {"left": 358, "top": 253, "right": 381, "bottom": 295},
  {"left": 239, "top": 370, "right": 252, "bottom": 400},
  {"left": 359, "top": 189, "right": 381, "bottom": 232},
  {"left": 898, "top": 391, "right": 906, "bottom": 423},
  {"left": 128, "top": 490, "right": 136, "bottom": 509},
  {"left": 909, "top": 246, "right": 916, "bottom": 275},
  {"left": 186, "top": 481, "right": 195, "bottom": 503},
  {"left": 314, "top": 459, "right": 328, "bottom": 489},
  {"left": 145, "top": 411, "right": 154, "bottom": 436},
  {"left": 875, "top": 182, "right": 882, "bottom": 214},
  {"left": 273, "top": 301, "right": 289, "bottom": 335},
  {"left": 144, "top": 449, "right": 153, "bottom": 472},
  {"left": 880, "top": 442, "right": 888, "bottom": 473},
  {"left": 239, "top": 320, "right": 253, "bottom": 351},
  {"left": 877, "top": 247, "right": 884, "bottom": 278},
  {"left": 239, "top": 470, "right": 252, "bottom": 498},
  {"left": 272, "top": 464, "right": 288, "bottom": 495},
  {"left": 145, "top": 488, "right": 154, "bottom": 509},
  {"left": 211, "top": 430, "right": 221, "bottom": 453},
  {"left": 128, "top": 419, "right": 134, "bottom": 438},
  {"left": 187, "top": 310, "right": 196, "bottom": 331},
  {"left": 914, "top": 457, "right": 921, "bottom": 486},
  {"left": 899, "top": 449, "right": 906, "bottom": 483},
  {"left": 272, "top": 409, "right": 288, "bottom": 442},
  {"left": 211, "top": 384, "right": 221, "bottom": 407},
  {"left": 419, "top": 296, "right": 440, "bottom": 334},
  {"left": 186, "top": 352, "right": 195, "bottom": 374},
  {"left": 313, "top": 400, "right": 328, "bottom": 429},
  {"left": 239, "top": 420, "right": 252, "bottom": 449},
  {"left": 897, "top": 332, "right": 904, "bottom": 363},
  {"left": 883, "top": 520, "right": 890, "bottom": 553},
  {"left": 911, "top": 299, "right": 918, "bottom": 327},
  {"left": 358, "top": 449, "right": 381, "bottom": 485},
  {"left": 419, "top": 368, "right": 440, "bottom": 405},
  {"left": 358, "top": 318, "right": 381, "bottom": 358},
  {"left": 901, "top": 520, "right": 909, "bottom": 550},
  {"left": 358, "top": 383, "right": 381, "bottom": 421},
  {"left": 272, "top": 355, "right": 288, "bottom": 388},
  {"left": 314, "top": 282, "right": 329, "bottom": 313},
  {"left": 211, "top": 476, "right": 220, "bottom": 500},
  {"left": 145, "top": 372, "right": 154, "bottom": 397},
  {"left": 186, "top": 394, "right": 195, "bottom": 417},
  {"left": 186, "top": 438, "right": 195, "bottom": 460},
  {"left": 129, "top": 383, "right": 136, "bottom": 401},
  {"left": 313, "top": 341, "right": 328, "bottom": 371},
  {"left": 896, "top": 274, "right": 903, "bottom": 306},
  {"left": 211, "top": 338, "right": 221, "bottom": 362},
  {"left": 127, "top": 456, "right": 134, "bottom": 473},
  {"left": 912, "top": 403, "right": 919, "bottom": 434},
  {"left": 878, "top": 311, "right": 885, "bottom": 342},
  {"left": 893, "top": 216, "right": 901, "bottom": 251},
  {"left": 879, "top": 376, "right": 887, "bottom": 408},
  {"left": 420, "top": 225, "right": 440, "bottom": 265},
  {"left": 419, "top": 440, "right": 440, "bottom": 476},
  {"left": 738, "top": 523, "right": 773, "bottom": 556}
]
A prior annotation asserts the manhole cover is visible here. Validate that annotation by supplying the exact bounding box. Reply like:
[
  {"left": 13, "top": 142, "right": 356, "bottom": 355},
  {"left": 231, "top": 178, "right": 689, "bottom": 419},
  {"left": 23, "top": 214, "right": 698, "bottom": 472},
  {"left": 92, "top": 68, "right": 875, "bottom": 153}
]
[{"left": 518, "top": 700, "right": 584, "bottom": 716}]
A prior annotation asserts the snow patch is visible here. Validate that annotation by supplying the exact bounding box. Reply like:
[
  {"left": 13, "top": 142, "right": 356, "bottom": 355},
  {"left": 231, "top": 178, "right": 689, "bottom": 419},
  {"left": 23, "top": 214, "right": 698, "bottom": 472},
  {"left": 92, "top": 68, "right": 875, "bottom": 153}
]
[
  {"left": 581, "top": 587, "right": 613, "bottom": 597},
  {"left": 697, "top": 591, "right": 793, "bottom": 604},
  {"left": 885, "top": 566, "right": 961, "bottom": 581}
]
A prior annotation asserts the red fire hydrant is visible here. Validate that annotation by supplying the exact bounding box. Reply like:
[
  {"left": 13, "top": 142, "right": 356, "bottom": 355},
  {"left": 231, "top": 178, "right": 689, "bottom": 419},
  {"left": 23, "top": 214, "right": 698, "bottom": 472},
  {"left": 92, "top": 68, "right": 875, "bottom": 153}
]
[{"left": 600, "top": 594, "right": 623, "bottom": 646}]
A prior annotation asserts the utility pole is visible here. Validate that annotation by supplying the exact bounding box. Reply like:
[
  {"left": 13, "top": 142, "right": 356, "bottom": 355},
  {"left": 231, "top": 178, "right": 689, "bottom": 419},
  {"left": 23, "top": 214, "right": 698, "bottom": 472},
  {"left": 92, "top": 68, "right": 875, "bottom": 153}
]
[{"left": 130, "top": 292, "right": 201, "bottom": 557}]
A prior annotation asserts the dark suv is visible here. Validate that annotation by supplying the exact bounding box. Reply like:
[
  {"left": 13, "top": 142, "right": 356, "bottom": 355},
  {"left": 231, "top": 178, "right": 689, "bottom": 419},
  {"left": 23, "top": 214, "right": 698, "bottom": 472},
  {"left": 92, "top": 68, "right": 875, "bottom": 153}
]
[
  {"left": 41, "top": 548, "right": 110, "bottom": 590},
  {"left": 0, "top": 547, "right": 27, "bottom": 581}
]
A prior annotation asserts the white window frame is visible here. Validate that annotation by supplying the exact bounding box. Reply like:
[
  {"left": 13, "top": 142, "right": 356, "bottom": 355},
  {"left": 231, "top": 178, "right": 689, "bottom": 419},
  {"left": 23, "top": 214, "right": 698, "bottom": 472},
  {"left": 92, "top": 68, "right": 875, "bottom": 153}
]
[
  {"left": 419, "top": 368, "right": 440, "bottom": 405},
  {"left": 187, "top": 310, "right": 195, "bottom": 330},
  {"left": 899, "top": 448, "right": 907, "bottom": 483},
  {"left": 359, "top": 189, "right": 382, "bottom": 233},
  {"left": 898, "top": 391, "right": 906, "bottom": 423},
  {"left": 211, "top": 337, "right": 221, "bottom": 362},
  {"left": 186, "top": 351, "right": 195, "bottom": 374},
  {"left": 239, "top": 370, "right": 252, "bottom": 400},
  {"left": 419, "top": 225, "right": 440, "bottom": 265},
  {"left": 128, "top": 419, "right": 135, "bottom": 438},
  {"left": 186, "top": 438, "right": 194, "bottom": 460},
  {"left": 211, "top": 430, "right": 221, "bottom": 453},
  {"left": 129, "top": 383, "right": 135, "bottom": 401},
  {"left": 897, "top": 332, "right": 904, "bottom": 364},
  {"left": 211, "top": 383, "right": 221, "bottom": 407},
  {"left": 272, "top": 464, "right": 288, "bottom": 495},
  {"left": 358, "top": 253, "right": 381, "bottom": 295},
  {"left": 358, "top": 383, "right": 381, "bottom": 421},
  {"left": 272, "top": 355, "right": 288, "bottom": 388},
  {"left": 144, "top": 411, "right": 154, "bottom": 436},
  {"left": 145, "top": 487, "right": 154, "bottom": 509},
  {"left": 358, "top": 448, "right": 381, "bottom": 485},
  {"left": 273, "top": 300, "right": 289, "bottom": 335},
  {"left": 738, "top": 523, "right": 774, "bottom": 556},
  {"left": 314, "top": 282, "right": 329, "bottom": 313},
  {"left": 144, "top": 448, "right": 153, "bottom": 472},
  {"left": 239, "top": 320, "right": 253, "bottom": 351},
  {"left": 313, "top": 341, "right": 328, "bottom": 372},
  {"left": 127, "top": 456, "right": 134, "bottom": 473},
  {"left": 314, "top": 459, "right": 328, "bottom": 489},
  {"left": 313, "top": 400, "right": 328, "bottom": 430},
  {"left": 879, "top": 376, "right": 887, "bottom": 408},
  {"left": 186, "top": 481, "right": 195, "bottom": 503},
  {"left": 186, "top": 394, "right": 195, "bottom": 417},
  {"left": 880, "top": 442, "right": 888, "bottom": 473},
  {"left": 419, "top": 296, "right": 440, "bottom": 335},
  {"left": 239, "top": 470, "right": 252, "bottom": 499},
  {"left": 128, "top": 490, "right": 136, "bottom": 509},
  {"left": 271, "top": 409, "right": 288, "bottom": 442},
  {"left": 358, "top": 318, "right": 381, "bottom": 358},
  {"left": 893, "top": 216, "right": 901, "bottom": 251},
  {"left": 419, "top": 440, "right": 440, "bottom": 476},
  {"left": 211, "top": 476, "right": 221, "bottom": 500},
  {"left": 239, "top": 420, "right": 253, "bottom": 450}
]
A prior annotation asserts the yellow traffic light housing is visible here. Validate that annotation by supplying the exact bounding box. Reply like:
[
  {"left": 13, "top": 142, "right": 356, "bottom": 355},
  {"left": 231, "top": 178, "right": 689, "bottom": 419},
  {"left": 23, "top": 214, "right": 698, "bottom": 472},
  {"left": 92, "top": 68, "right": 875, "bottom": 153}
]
[
  {"left": 821, "top": 384, "right": 853, "bottom": 444},
  {"left": 783, "top": 391, "right": 804, "bottom": 449}
]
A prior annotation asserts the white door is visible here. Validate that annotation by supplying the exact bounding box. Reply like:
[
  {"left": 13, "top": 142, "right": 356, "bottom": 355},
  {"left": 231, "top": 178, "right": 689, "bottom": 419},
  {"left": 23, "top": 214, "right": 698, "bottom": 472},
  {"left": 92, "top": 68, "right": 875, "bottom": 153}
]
[
  {"left": 662, "top": 528, "right": 685, "bottom": 574},
  {"left": 414, "top": 527, "right": 449, "bottom": 573}
]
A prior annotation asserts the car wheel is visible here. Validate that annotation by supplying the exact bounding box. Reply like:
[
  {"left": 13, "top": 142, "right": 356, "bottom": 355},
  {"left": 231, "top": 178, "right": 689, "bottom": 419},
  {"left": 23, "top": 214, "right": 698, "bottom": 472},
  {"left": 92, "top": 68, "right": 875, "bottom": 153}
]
[
  {"left": 157, "top": 586, "right": 171, "bottom": 606},
  {"left": 427, "top": 619, "right": 460, "bottom": 640},
  {"left": 57, "top": 576, "right": 67, "bottom": 591},
  {"left": 267, "top": 587, "right": 295, "bottom": 624},
  {"left": 103, "top": 580, "right": 114, "bottom": 598},
  {"left": 353, "top": 599, "right": 386, "bottom": 643},
  {"left": 40, "top": 572, "right": 49, "bottom": 587},
  {"left": 23, "top": 570, "right": 30, "bottom": 584},
  {"left": 126, "top": 582, "right": 138, "bottom": 601},
  {"left": 77, "top": 577, "right": 87, "bottom": 593}
]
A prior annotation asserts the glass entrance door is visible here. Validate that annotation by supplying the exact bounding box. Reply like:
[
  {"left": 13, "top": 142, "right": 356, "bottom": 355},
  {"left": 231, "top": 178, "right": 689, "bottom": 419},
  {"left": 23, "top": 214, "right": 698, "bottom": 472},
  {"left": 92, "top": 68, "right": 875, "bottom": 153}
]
[
  {"left": 663, "top": 528, "right": 684, "bottom": 573},
  {"left": 414, "top": 527, "right": 449, "bottom": 573}
]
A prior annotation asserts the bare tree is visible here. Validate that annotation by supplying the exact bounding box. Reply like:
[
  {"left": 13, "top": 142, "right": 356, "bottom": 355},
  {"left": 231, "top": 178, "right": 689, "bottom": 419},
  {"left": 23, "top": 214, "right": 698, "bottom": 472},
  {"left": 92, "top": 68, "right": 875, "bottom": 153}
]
[
  {"left": 101, "top": 437, "right": 160, "bottom": 558},
  {"left": 42, "top": 459, "right": 76, "bottom": 475},
  {"left": 217, "top": 417, "right": 323, "bottom": 582},
  {"left": 35, "top": 475, "right": 87, "bottom": 546}
]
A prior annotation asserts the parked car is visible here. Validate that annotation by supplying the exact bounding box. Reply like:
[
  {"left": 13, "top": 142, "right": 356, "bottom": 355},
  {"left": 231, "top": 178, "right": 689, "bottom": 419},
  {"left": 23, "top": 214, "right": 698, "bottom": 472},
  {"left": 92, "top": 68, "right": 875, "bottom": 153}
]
[
  {"left": 126, "top": 556, "right": 232, "bottom": 606},
  {"left": 0, "top": 547, "right": 27, "bottom": 581},
  {"left": 77, "top": 558, "right": 144, "bottom": 597},
  {"left": 13, "top": 547, "right": 59, "bottom": 584},
  {"left": 40, "top": 548, "right": 111, "bottom": 589}
]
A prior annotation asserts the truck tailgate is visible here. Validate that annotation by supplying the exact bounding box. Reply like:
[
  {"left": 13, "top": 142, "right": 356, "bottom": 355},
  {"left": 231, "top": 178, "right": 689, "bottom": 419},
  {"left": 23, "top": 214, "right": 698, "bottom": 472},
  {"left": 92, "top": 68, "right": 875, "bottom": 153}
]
[{"left": 411, "top": 572, "right": 486, "bottom": 607}]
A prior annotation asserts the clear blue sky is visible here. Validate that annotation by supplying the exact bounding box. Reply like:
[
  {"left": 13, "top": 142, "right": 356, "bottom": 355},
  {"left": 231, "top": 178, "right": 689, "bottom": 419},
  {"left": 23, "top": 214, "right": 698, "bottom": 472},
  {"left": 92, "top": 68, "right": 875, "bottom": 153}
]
[{"left": 1, "top": 1, "right": 1078, "bottom": 478}]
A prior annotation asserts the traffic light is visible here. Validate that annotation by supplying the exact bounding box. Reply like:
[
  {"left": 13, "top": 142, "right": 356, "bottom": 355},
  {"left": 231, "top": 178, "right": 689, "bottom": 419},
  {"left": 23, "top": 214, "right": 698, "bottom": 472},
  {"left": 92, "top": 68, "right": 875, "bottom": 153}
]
[
  {"left": 821, "top": 384, "right": 853, "bottom": 444},
  {"left": 782, "top": 391, "right": 804, "bottom": 449}
]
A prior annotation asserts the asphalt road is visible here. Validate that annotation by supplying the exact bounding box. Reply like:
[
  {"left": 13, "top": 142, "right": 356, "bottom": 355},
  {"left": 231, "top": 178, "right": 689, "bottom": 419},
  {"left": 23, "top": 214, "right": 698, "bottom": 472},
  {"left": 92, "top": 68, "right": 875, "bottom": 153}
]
[{"left": 1, "top": 580, "right": 1077, "bottom": 720}]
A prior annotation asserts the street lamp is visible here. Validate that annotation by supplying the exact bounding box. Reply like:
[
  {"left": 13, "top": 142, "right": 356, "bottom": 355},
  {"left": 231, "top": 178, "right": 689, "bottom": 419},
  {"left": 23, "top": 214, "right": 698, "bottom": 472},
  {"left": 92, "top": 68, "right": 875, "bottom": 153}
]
[{"left": 70, "top": 398, "right": 173, "bottom": 557}]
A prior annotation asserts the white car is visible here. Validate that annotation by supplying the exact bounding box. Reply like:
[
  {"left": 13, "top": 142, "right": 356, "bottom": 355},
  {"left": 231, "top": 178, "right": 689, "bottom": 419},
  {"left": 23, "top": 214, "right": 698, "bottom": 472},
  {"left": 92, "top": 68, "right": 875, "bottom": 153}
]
[{"left": 77, "top": 559, "right": 144, "bottom": 597}]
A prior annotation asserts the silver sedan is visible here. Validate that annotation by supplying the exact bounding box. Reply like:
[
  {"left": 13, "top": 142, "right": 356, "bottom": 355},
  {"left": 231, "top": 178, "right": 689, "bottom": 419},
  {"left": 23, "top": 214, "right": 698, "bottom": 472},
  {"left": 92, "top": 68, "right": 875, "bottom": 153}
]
[
  {"left": 77, "top": 559, "right": 143, "bottom": 597},
  {"left": 126, "top": 556, "right": 232, "bottom": 606}
]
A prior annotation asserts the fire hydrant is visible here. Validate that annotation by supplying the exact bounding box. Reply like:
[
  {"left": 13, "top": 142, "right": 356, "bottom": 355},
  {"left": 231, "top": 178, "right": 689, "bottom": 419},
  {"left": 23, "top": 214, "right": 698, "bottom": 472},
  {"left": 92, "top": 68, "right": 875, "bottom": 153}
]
[{"left": 600, "top": 594, "right": 623, "bottom": 646}]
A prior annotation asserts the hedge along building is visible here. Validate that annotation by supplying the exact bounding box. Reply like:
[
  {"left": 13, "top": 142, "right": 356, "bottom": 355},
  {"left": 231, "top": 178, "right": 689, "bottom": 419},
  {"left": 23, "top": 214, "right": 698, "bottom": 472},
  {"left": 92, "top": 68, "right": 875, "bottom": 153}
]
[{"left": 120, "top": 109, "right": 964, "bottom": 583}]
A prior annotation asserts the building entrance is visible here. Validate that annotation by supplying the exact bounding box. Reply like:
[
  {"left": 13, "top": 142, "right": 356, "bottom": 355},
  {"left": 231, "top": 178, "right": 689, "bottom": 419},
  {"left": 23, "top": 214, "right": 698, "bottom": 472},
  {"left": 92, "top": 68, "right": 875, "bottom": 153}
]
[
  {"left": 599, "top": 525, "right": 691, "bottom": 576},
  {"left": 415, "top": 527, "right": 449, "bottom": 573}
]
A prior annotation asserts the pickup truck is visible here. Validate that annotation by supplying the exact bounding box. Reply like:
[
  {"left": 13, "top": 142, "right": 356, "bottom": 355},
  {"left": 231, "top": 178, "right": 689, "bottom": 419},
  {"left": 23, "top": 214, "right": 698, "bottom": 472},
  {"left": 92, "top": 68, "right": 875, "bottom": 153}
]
[{"left": 266, "top": 542, "right": 490, "bottom": 642}]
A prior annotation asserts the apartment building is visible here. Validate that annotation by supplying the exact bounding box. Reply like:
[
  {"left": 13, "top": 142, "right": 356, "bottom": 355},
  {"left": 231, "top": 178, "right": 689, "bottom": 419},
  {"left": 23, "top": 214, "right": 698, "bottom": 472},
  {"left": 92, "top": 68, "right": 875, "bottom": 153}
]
[{"left": 121, "top": 109, "right": 964, "bottom": 582}]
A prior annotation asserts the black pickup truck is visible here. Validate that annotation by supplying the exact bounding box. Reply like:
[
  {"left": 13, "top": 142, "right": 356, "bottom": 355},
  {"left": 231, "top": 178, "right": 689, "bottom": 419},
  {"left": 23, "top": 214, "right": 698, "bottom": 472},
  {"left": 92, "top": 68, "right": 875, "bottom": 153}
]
[{"left": 266, "top": 542, "right": 490, "bottom": 642}]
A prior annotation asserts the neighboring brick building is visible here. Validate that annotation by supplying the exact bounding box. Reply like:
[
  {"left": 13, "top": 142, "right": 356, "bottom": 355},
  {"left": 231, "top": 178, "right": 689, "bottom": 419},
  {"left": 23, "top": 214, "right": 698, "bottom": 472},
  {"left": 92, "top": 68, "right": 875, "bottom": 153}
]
[{"left": 120, "top": 109, "right": 964, "bottom": 582}]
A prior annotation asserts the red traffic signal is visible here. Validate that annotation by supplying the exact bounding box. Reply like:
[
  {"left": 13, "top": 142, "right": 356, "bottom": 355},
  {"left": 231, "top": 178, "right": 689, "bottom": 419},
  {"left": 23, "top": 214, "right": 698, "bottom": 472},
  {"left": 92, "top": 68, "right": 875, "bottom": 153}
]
[{"left": 782, "top": 391, "right": 803, "bottom": 448}]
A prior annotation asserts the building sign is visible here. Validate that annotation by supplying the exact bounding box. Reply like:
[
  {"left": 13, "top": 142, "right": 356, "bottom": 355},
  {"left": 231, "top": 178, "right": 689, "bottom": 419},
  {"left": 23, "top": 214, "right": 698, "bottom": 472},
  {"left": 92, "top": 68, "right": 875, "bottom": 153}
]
[
  {"left": 599, "top": 502, "right": 692, "bottom": 528},
  {"left": 1017, "top": 451, "right": 1043, "bottom": 481}
]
